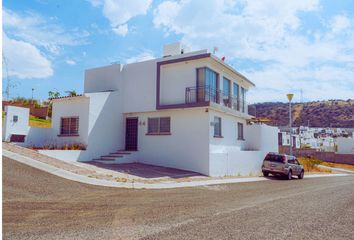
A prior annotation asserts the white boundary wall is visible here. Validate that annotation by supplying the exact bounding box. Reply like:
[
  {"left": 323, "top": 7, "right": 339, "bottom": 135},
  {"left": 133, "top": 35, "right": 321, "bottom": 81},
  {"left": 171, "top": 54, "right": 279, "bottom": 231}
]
[
  {"left": 209, "top": 124, "right": 279, "bottom": 177},
  {"left": 336, "top": 137, "right": 354, "bottom": 154}
]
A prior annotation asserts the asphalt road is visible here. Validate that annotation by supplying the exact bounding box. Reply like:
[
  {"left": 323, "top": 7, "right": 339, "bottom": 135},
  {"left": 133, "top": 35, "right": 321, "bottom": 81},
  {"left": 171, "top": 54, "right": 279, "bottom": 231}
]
[{"left": 3, "top": 156, "right": 354, "bottom": 240}]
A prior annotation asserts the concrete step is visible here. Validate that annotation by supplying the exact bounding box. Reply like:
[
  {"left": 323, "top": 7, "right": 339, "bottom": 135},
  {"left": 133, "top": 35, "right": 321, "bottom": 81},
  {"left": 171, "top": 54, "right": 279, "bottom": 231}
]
[
  {"left": 102, "top": 154, "right": 123, "bottom": 158},
  {"left": 111, "top": 151, "right": 132, "bottom": 155},
  {"left": 92, "top": 159, "right": 117, "bottom": 164}
]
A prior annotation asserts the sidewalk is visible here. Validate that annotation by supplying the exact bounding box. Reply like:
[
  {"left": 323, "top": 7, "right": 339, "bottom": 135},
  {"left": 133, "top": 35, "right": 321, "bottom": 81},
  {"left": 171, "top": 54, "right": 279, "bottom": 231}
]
[{"left": 2, "top": 143, "right": 350, "bottom": 189}]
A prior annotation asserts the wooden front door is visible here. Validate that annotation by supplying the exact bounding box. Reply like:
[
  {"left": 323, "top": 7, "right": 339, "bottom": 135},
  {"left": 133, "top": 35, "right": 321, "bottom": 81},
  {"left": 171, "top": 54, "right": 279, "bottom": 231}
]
[{"left": 125, "top": 118, "right": 138, "bottom": 151}]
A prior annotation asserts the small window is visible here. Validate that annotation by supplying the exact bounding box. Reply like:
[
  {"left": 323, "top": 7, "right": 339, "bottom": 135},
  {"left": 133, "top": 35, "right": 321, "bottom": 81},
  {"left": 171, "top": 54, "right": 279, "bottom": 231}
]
[
  {"left": 147, "top": 117, "right": 171, "bottom": 135},
  {"left": 214, "top": 117, "right": 222, "bottom": 137},
  {"left": 60, "top": 117, "right": 79, "bottom": 136},
  {"left": 159, "top": 117, "right": 171, "bottom": 133},
  {"left": 237, "top": 122, "right": 244, "bottom": 140},
  {"left": 13, "top": 115, "right": 18, "bottom": 122},
  {"left": 148, "top": 118, "right": 159, "bottom": 133}
]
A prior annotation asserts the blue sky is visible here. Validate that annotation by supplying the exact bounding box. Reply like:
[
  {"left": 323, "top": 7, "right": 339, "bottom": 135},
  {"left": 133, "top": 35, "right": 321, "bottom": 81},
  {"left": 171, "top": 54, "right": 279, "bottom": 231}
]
[{"left": 2, "top": 0, "right": 354, "bottom": 103}]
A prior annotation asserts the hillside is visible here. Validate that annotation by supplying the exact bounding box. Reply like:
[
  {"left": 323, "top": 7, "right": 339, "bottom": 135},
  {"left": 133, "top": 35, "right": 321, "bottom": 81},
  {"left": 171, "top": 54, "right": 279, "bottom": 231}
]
[{"left": 249, "top": 100, "right": 354, "bottom": 128}]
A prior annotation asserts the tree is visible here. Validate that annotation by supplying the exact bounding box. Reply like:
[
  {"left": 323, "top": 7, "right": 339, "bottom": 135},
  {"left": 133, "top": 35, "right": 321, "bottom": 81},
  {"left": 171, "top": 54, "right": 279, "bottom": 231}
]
[
  {"left": 65, "top": 90, "right": 77, "bottom": 97},
  {"left": 48, "top": 91, "right": 60, "bottom": 99}
]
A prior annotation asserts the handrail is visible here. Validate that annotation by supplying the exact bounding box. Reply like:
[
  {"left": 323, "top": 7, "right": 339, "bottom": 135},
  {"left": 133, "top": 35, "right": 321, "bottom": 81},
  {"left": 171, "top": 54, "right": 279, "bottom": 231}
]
[{"left": 185, "top": 85, "right": 248, "bottom": 113}]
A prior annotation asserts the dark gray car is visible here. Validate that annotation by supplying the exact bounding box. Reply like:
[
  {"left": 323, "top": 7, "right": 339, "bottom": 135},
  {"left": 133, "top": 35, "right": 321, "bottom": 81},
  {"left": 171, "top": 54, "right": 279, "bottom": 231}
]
[{"left": 261, "top": 153, "right": 304, "bottom": 180}]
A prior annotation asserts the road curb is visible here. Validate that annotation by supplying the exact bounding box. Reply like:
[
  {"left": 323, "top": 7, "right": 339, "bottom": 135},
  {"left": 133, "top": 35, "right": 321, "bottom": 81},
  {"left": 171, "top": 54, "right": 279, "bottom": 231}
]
[{"left": 2, "top": 150, "right": 350, "bottom": 189}]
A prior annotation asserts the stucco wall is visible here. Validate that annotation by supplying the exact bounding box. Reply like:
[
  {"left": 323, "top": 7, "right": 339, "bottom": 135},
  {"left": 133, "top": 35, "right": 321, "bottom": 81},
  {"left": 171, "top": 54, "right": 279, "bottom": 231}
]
[
  {"left": 159, "top": 57, "right": 252, "bottom": 107},
  {"left": 209, "top": 150, "right": 264, "bottom": 176},
  {"left": 160, "top": 60, "right": 206, "bottom": 105},
  {"left": 38, "top": 150, "right": 84, "bottom": 162},
  {"left": 121, "top": 60, "right": 157, "bottom": 113},
  {"left": 84, "top": 64, "right": 122, "bottom": 93},
  {"left": 51, "top": 97, "right": 90, "bottom": 146},
  {"left": 77, "top": 91, "right": 124, "bottom": 161},
  {"left": 208, "top": 109, "right": 247, "bottom": 150},
  {"left": 244, "top": 124, "right": 279, "bottom": 152},
  {"left": 126, "top": 108, "right": 210, "bottom": 175},
  {"left": 3, "top": 106, "right": 30, "bottom": 141},
  {"left": 208, "top": 118, "right": 278, "bottom": 177},
  {"left": 3, "top": 106, "right": 56, "bottom": 147},
  {"left": 337, "top": 137, "right": 354, "bottom": 154}
]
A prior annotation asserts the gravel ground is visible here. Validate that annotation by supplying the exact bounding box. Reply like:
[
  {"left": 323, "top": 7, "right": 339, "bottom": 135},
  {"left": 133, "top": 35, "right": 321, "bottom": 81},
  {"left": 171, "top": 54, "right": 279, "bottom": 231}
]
[{"left": 3, "top": 156, "right": 354, "bottom": 240}]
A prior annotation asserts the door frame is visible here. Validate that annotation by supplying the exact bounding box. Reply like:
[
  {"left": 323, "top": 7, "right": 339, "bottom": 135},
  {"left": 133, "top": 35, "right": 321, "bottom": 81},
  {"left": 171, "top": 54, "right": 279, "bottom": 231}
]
[{"left": 125, "top": 117, "right": 138, "bottom": 151}]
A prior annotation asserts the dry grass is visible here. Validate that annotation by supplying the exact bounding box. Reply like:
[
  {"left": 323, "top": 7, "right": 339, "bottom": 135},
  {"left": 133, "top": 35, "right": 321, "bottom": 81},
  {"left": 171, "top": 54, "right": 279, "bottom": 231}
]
[
  {"left": 29, "top": 116, "right": 51, "bottom": 128},
  {"left": 298, "top": 157, "right": 332, "bottom": 173},
  {"left": 320, "top": 162, "right": 354, "bottom": 172}
]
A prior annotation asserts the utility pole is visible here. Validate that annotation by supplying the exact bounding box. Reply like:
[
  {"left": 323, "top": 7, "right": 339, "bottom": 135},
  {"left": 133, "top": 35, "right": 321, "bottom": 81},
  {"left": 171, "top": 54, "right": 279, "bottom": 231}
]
[
  {"left": 3, "top": 55, "right": 10, "bottom": 100},
  {"left": 31, "top": 88, "right": 35, "bottom": 104},
  {"left": 287, "top": 93, "right": 294, "bottom": 156}
]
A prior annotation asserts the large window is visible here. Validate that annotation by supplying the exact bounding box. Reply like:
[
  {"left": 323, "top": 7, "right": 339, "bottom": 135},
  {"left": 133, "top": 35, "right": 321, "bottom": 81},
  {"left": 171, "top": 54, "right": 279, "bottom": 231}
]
[
  {"left": 147, "top": 117, "right": 171, "bottom": 134},
  {"left": 233, "top": 82, "right": 240, "bottom": 111},
  {"left": 214, "top": 117, "right": 222, "bottom": 137},
  {"left": 240, "top": 87, "right": 246, "bottom": 112},
  {"left": 60, "top": 117, "right": 79, "bottom": 136},
  {"left": 197, "top": 67, "right": 218, "bottom": 102},
  {"left": 233, "top": 82, "right": 239, "bottom": 98},
  {"left": 223, "top": 77, "right": 230, "bottom": 96},
  {"left": 237, "top": 122, "right": 244, "bottom": 140}
]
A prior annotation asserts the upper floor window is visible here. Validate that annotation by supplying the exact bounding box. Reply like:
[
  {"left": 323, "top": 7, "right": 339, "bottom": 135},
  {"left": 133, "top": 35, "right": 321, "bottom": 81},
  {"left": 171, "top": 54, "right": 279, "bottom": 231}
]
[
  {"left": 197, "top": 67, "right": 218, "bottom": 102},
  {"left": 223, "top": 77, "right": 230, "bottom": 96},
  {"left": 147, "top": 117, "right": 171, "bottom": 135},
  {"left": 240, "top": 87, "right": 246, "bottom": 112},
  {"left": 214, "top": 117, "right": 222, "bottom": 137},
  {"left": 60, "top": 117, "right": 79, "bottom": 136},
  {"left": 233, "top": 82, "right": 239, "bottom": 98}
]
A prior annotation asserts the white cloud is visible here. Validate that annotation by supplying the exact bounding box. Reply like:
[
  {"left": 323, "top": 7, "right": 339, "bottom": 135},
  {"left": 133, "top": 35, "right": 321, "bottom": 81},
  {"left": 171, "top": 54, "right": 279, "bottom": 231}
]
[
  {"left": 90, "top": 0, "right": 152, "bottom": 35},
  {"left": 3, "top": 8, "right": 89, "bottom": 79},
  {"left": 65, "top": 59, "right": 76, "bottom": 65},
  {"left": 3, "top": 8, "right": 89, "bottom": 55},
  {"left": 153, "top": 0, "right": 354, "bottom": 102},
  {"left": 126, "top": 51, "right": 155, "bottom": 64},
  {"left": 3, "top": 33, "right": 53, "bottom": 79},
  {"left": 331, "top": 15, "right": 351, "bottom": 33},
  {"left": 112, "top": 24, "right": 128, "bottom": 36}
]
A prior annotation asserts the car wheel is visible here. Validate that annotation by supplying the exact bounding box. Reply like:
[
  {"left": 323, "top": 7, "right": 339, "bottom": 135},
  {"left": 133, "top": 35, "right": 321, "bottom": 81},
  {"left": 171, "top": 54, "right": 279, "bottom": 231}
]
[
  {"left": 287, "top": 170, "right": 292, "bottom": 180},
  {"left": 263, "top": 171, "right": 269, "bottom": 177},
  {"left": 298, "top": 170, "right": 304, "bottom": 179}
]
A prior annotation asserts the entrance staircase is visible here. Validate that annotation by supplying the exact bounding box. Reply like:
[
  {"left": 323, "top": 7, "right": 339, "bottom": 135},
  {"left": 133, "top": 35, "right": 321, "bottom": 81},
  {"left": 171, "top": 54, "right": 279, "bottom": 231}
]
[{"left": 92, "top": 150, "right": 137, "bottom": 164}]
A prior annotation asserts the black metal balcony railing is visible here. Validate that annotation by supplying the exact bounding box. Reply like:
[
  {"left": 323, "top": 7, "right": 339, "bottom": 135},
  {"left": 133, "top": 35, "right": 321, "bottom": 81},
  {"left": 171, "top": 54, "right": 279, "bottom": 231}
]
[{"left": 185, "top": 85, "right": 247, "bottom": 113}]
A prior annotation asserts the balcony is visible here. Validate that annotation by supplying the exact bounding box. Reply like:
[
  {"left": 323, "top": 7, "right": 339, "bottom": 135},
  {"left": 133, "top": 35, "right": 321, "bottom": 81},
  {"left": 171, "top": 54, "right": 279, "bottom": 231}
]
[{"left": 185, "top": 85, "right": 247, "bottom": 114}]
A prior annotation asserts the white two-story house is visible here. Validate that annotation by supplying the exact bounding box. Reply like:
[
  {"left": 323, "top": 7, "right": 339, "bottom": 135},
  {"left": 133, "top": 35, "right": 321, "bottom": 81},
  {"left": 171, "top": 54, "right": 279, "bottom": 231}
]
[{"left": 4, "top": 43, "right": 278, "bottom": 176}]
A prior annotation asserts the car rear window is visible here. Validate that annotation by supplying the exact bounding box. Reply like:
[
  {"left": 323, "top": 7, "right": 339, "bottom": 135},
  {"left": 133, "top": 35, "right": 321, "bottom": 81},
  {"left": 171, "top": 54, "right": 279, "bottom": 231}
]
[{"left": 264, "top": 154, "right": 284, "bottom": 163}]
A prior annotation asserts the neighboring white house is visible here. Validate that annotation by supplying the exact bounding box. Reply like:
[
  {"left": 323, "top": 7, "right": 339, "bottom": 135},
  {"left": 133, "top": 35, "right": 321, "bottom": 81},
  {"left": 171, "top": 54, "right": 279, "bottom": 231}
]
[
  {"left": 278, "top": 131, "right": 301, "bottom": 149},
  {"left": 3, "top": 43, "right": 279, "bottom": 176}
]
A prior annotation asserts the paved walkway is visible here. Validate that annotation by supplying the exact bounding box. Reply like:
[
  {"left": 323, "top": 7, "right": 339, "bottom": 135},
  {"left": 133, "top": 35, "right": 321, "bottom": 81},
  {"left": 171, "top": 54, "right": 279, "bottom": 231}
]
[{"left": 2, "top": 143, "right": 350, "bottom": 189}]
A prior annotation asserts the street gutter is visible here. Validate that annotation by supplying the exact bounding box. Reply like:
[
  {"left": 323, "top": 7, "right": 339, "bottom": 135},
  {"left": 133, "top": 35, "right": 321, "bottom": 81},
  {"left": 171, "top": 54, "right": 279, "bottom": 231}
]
[{"left": 2, "top": 149, "right": 350, "bottom": 189}]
